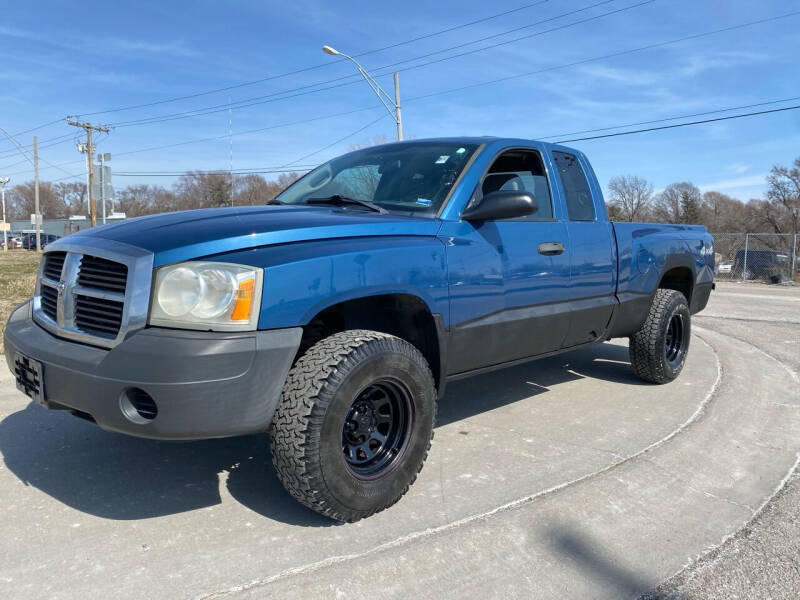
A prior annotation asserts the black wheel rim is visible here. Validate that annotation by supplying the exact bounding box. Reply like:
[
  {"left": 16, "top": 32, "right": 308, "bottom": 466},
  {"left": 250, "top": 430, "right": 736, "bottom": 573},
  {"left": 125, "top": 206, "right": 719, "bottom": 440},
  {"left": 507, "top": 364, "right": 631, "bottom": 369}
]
[
  {"left": 341, "top": 378, "right": 413, "bottom": 480},
  {"left": 664, "top": 313, "right": 686, "bottom": 367}
]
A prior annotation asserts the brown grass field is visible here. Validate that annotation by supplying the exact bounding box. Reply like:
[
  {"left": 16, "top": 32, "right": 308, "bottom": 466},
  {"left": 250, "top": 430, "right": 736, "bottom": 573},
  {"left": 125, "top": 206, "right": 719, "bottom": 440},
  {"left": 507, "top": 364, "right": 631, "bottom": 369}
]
[{"left": 0, "top": 251, "right": 39, "bottom": 355}]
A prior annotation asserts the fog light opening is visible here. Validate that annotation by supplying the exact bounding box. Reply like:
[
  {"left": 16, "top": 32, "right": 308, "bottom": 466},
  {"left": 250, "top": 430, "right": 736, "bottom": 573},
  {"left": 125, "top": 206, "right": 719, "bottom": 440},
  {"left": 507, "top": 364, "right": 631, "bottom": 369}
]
[{"left": 120, "top": 388, "right": 158, "bottom": 424}]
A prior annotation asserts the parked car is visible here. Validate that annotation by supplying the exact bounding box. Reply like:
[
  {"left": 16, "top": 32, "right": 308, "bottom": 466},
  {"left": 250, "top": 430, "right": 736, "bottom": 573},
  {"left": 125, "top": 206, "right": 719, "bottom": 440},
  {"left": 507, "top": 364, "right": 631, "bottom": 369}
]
[
  {"left": 2, "top": 235, "right": 23, "bottom": 250},
  {"left": 5, "top": 137, "right": 714, "bottom": 522},
  {"left": 20, "top": 233, "right": 60, "bottom": 250},
  {"left": 716, "top": 260, "right": 733, "bottom": 274},
  {"left": 732, "top": 249, "right": 790, "bottom": 283}
]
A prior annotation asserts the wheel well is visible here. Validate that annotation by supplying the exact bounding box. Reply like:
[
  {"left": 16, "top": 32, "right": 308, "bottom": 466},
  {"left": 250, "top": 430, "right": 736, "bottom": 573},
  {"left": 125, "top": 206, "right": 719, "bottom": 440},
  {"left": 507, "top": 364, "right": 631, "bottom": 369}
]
[
  {"left": 659, "top": 267, "right": 693, "bottom": 303},
  {"left": 298, "top": 294, "right": 442, "bottom": 389}
]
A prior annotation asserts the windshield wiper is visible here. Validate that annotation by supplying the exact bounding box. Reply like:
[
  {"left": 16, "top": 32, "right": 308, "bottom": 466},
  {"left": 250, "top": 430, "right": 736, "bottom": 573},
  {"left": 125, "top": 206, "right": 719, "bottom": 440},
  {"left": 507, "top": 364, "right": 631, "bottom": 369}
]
[{"left": 306, "top": 195, "right": 388, "bottom": 214}]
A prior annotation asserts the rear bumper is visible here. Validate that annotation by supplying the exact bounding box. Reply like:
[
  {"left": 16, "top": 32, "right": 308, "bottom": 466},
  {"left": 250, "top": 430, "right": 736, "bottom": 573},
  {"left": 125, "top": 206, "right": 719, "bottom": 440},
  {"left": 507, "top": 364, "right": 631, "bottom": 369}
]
[{"left": 4, "top": 301, "right": 302, "bottom": 440}]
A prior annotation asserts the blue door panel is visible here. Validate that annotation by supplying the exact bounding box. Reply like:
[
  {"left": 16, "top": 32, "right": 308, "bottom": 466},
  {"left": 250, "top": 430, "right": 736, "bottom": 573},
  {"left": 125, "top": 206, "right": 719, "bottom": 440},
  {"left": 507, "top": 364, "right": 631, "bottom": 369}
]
[{"left": 440, "top": 219, "right": 571, "bottom": 374}]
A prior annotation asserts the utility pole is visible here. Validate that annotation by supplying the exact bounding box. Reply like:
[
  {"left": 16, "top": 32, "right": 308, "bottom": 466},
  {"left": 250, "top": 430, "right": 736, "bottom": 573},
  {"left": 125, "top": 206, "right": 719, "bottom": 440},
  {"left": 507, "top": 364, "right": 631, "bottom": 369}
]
[
  {"left": 34, "top": 136, "right": 40, "bottom": 251},
  {"left": 67, "top": 119, "right": 109, "bottom": 227},
  {"left": 229, "top": 96, "right": 234, "bottom": 206},
  {"left": 0, "top": 177, "right": 9, "bottom": 252},
  {"left": 98, "top": 152, "right": 111, "bottom": 224},
  {"left": 393, "top": 72, "right": 403, "bottom": 141}
]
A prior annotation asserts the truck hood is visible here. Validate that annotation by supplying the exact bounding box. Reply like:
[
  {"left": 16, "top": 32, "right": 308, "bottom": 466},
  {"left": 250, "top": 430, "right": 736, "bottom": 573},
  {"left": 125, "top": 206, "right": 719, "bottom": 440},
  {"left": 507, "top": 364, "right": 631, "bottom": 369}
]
[{"left": 63, "top": 205, "right": 441, "bottom": 267}]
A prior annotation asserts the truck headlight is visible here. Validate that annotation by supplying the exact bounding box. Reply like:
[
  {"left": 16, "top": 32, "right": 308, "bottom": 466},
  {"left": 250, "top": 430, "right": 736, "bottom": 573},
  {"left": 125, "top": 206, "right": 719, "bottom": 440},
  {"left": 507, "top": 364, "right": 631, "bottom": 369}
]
[{"left": 149, "top": 262, "right": 263, "bottom": 331}]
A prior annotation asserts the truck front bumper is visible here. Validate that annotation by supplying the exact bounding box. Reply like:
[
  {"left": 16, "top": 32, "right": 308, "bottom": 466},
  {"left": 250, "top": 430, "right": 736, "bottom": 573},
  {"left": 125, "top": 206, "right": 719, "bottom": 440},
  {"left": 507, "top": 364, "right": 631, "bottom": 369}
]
[{"left": 4, "top": 301, "right": 302, "bottom": 440}]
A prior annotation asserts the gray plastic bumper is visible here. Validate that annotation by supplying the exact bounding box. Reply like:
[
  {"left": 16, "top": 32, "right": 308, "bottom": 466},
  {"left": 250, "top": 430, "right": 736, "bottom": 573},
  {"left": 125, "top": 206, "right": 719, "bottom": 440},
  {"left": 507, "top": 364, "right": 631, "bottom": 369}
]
[{"left": 4, "top": 301, "right": 302, "bottom": 440}]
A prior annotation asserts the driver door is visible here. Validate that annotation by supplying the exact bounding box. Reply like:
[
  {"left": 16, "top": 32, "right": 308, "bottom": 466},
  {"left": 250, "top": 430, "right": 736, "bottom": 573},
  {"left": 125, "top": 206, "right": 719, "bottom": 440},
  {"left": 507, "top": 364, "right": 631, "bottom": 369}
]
[{"left": 444, "top": 148, "right": 572, "bottom": 375}]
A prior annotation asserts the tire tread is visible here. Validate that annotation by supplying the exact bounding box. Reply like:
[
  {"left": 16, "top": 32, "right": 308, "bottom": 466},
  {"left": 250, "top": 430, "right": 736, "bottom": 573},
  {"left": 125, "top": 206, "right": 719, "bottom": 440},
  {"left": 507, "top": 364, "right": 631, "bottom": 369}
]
[
  {"left": 270, "top": 329, "right": 435, "bottom": 522},
  {"left": 629, "top": 289, "right": 689, "bottom": 384}
]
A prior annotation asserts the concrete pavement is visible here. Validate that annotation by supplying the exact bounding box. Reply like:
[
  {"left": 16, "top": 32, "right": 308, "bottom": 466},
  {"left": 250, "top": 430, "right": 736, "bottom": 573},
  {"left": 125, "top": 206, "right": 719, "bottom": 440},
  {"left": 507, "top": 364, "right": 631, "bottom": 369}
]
[
  {"left": 0, "top": 285, "right": 798, "bottom": 599},
  {"left": 646, "top": 282, "right": 800, "bottom": 599}
]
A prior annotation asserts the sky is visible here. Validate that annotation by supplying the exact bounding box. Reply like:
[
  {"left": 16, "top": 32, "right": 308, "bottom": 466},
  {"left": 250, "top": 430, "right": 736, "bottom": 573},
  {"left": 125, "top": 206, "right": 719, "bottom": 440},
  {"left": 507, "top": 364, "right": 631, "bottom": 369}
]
[{"left": 1, "top": 0, "right": 799, "bottom": 201}]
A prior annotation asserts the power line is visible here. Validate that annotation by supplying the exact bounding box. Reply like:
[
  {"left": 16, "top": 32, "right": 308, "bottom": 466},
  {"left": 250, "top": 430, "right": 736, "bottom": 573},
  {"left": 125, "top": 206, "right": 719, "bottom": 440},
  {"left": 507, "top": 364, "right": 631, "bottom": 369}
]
[
  {"left": 73, "top": 0, "right": 553, "bottom": 118},
  {"left": 0, "top": 118, "right": 67, "bottom": 149},
  {"left": 13, "top": 92, "right": 800, "bottom": 181},
  {"left": 402, "top": 10, "right": 800, "bottom": 104},
  {"left": 282, "top": 114, "right": 388, "bottom": 167},
  {"left": 103, "top": 115, "right": 388, "bottom": 177},
  {"left": 538, "top": 95, "right": 800, "bottom": 139},
  {"left": 117, "top": 6, "right": 798, "bottom": 131},
  {"left": 105, "top": 102, "right": 800, "bottom": 178},
  {"left": 106, "top": 0, "right": 653, "bottom": 128},
  {"left": 3, "top": 106, "right": 385, "bottom": 176},
  {"left": 555, "top": 104, "right": 800, "bottom": 143},
  {"left": 114, "top": 166, "right": 319, "bottom": 176},
  {"left": 0, "top": 134, "right": 76, "bottom": 161},
  {"left": 0, "top": 126, "right": 83, "bottom": 180}
]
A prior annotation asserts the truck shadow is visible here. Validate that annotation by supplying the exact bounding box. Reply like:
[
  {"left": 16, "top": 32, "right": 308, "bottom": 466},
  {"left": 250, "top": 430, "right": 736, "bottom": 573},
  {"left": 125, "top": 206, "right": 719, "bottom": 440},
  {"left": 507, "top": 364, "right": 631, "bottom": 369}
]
[{"left": 0, "top": 342, "right": 643, "bottom": 525}]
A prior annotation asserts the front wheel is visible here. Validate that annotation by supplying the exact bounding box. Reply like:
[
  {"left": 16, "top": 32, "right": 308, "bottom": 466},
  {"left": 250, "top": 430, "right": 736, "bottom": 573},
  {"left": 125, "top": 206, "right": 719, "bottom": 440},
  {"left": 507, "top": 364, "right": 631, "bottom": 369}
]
[
  {"left": 629, "top": 289, "right": 691, "bottom": 384},
  {"left": 270, "top": 330, "right": 436, "bottom": 522}
]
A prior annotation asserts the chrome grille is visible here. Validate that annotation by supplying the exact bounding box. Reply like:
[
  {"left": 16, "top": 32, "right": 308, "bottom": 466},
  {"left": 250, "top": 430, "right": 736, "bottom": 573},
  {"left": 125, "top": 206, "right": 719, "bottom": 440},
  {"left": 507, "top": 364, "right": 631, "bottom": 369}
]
[
  {"left": 42, "top": 252, "right": 66, "bottom": 281},
  {"left": 78, "top": 255, "right": 128, "bottom": 293},
  {"left": 33, "top": 241, "right": 154, "bottom": 349},
  {"left": 40, "top": 284, "right": 58, "bottom": 321},
  {"left": 75, "top": 295, "right": 124, "bottom": 337}
]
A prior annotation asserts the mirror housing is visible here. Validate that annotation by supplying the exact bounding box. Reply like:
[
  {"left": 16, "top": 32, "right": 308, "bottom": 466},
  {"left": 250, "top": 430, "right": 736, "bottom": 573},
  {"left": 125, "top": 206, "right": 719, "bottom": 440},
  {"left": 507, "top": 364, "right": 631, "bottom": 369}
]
[{"left": 461, "top": 190, "right": 538, "bottom": 221}]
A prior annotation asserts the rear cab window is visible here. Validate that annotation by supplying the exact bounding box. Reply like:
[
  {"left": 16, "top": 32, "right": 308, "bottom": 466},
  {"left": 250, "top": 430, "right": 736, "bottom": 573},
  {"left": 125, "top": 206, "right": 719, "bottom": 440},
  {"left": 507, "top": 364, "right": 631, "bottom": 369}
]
[{"left": 552, "top": 151, "right": 595, "bottom": 221}]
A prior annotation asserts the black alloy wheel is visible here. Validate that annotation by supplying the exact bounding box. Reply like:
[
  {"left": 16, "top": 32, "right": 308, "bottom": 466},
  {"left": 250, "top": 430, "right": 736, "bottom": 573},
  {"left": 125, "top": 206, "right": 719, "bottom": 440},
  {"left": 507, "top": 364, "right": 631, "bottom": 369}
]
[
  {"left": 630, "top": 288, "right": 692, "bottom": 384},
  {"left": 664, "top": 313, "right": 686, "bottom": 367},
  {"left": 270, "top": 330, "right": 437, "bottom": 522},
  {"left": 341, "top": 379, "right": 413, "bottom": 479}
]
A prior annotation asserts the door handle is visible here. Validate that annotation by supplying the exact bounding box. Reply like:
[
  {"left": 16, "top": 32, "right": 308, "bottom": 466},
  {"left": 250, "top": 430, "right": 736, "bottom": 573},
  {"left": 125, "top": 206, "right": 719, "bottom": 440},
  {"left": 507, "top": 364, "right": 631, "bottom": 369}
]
[{"left": 538, "top": 242, "right": 565, "bottom": 255}]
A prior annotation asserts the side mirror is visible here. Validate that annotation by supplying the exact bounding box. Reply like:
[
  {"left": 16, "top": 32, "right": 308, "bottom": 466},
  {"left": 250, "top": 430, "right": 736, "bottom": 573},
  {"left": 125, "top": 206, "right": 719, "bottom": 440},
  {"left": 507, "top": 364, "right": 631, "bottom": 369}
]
[{"left": 461, "top": 190, "right": 538, "bottom": 221}]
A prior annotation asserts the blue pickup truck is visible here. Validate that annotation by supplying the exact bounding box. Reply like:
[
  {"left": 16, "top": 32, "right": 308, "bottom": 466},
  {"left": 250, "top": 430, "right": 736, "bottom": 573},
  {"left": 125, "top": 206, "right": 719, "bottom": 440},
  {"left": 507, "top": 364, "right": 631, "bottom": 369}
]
[{"left": 5, "top": 137, "right": 713, "bottom": 521}]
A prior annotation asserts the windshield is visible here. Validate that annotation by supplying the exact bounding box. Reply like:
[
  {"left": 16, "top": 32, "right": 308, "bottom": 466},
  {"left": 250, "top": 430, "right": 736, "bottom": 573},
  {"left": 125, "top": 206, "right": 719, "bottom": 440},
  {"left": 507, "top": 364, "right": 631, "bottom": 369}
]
[{"left": 275, "top": 141, "right": 481, "bottom": 216}]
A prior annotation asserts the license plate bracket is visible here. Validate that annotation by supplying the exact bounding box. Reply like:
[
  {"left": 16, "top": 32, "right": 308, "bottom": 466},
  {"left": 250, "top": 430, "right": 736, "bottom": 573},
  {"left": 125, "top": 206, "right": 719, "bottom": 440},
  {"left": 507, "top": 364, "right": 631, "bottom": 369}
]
[{"left": 14, "top": 353, "right": 46, "bottom": 406}]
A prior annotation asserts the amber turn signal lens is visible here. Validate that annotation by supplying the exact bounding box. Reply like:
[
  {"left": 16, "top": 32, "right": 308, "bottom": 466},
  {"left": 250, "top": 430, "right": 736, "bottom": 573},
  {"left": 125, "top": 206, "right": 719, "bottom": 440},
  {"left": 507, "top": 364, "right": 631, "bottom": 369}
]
[{"left": 230, "top": 278, "right": 255, "bottom": 321}]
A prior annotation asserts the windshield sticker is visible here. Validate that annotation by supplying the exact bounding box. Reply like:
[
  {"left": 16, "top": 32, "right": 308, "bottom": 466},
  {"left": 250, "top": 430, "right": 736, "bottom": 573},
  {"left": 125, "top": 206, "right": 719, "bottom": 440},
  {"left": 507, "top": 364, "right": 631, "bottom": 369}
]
[
  {"left": 456, "top": 147, "right": 466, "bottom": 154},
  {"left": 415, "top": 198, "right": 432, "bottom": 206},
  {"left": 435, "top": 155, "right": 450, "bottom": 164}
]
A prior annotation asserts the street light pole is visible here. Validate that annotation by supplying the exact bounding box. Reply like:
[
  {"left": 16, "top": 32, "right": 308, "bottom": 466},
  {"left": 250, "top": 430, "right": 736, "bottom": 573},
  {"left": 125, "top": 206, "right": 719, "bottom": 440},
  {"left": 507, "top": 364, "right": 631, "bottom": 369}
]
[
  {"left": 322, "top": 45, "right": 403, "bottom": 141},
  {"left": 0, "top": 177, "right": 9, "bottom": 252}
]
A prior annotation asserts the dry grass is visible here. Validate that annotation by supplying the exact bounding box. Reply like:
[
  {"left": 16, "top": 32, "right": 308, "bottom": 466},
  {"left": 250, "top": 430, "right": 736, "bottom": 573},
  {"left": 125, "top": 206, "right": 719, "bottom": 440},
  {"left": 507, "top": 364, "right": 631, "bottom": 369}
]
[{"left": 0, "top": 251, "right": 40, "bottom": 355}]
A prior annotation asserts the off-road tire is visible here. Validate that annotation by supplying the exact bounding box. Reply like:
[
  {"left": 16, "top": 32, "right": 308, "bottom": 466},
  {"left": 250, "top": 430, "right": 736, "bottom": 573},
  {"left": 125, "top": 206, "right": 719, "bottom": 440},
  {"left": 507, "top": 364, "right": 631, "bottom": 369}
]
[
  {"left": 270, "top": 330, "right": 437, "bottom": 522},
  {"left": 629, "top": 289, "right": 691, "bottom": 384}
]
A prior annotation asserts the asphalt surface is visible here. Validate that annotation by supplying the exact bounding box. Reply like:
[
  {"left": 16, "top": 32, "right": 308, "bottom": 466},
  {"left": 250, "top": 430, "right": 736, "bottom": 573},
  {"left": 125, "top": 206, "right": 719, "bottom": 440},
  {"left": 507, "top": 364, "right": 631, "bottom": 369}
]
[
  {"left": 0, "top": 282, "right": 797, "bottom": 599},
  {"left": 645, "top": 282, "right": 800, "bottom": 600}
]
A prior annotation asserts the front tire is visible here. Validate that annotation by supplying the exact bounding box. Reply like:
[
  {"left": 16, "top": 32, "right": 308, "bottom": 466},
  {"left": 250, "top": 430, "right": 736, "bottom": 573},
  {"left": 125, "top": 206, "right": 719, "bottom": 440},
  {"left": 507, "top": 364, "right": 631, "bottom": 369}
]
[
  {"left": 270, "top": 330, "right": 437, "bottom": 522},
  {"left": 629, "top": 289, "right": 691, "bottom": 384}
]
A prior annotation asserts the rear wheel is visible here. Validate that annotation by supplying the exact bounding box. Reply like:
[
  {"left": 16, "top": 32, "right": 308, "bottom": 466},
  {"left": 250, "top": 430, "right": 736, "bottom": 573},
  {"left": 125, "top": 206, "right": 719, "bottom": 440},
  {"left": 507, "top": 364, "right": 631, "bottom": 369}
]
[
  {"left": 270, "top": 330, "right": 436, "bottom": 522},
  {"left": 629, "top": 289, "right": 691, "bottom": 384}
]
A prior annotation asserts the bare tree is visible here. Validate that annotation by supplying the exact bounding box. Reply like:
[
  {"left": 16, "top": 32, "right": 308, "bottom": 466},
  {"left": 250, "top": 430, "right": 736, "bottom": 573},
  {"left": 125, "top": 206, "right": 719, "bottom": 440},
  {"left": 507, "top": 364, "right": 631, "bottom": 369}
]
[
  {"left": 7, "top": 181, "right": 60, "bottom": 219},
  {"left": 348, "top": 135, "right": 389, "bottom": 152},
  {"left": 701, "top": 191, "right": 747, "bottom": 232},
  {"left": 607, "top": 175, "right": 654, "bottom": 221},
  {"left": 764, "top": 157, "right": 800, "bottom": 233},
  {"left": 653, "top": 182, "right": 702, "bottom": 224},
  {"left": 53, "top": 182, "right": 87, "bottom": 217},
  {"left": 173, "top": 172, "right": 232, "bottom": 210}
]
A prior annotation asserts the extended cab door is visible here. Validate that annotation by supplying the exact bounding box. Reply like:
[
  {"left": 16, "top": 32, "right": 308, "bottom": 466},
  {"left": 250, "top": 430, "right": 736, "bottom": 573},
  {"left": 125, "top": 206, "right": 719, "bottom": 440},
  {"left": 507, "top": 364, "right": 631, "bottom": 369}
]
[
  {"left": 443, "top": 147, "right": 572, "bottom": 375},
  {"left": 549, "top": 149, "right": 617, "bottom": 347}
]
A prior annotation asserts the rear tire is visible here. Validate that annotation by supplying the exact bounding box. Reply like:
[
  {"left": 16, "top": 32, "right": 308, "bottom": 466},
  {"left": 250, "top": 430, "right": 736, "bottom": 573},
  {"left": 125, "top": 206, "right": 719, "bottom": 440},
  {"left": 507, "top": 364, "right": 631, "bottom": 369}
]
[
  {"left": 629, "top": 289, "right": 691, "bottom": 384},
  {"left": 270, "top": 330, "right": 436, "bottom": 522}
]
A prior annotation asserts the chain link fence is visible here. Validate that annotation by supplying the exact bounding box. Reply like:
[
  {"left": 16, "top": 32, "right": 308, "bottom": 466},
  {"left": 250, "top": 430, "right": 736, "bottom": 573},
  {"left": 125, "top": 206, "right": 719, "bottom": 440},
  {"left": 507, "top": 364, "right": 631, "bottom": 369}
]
[{"left": 712, "top": 233, "right": 798, "bottom": 284}]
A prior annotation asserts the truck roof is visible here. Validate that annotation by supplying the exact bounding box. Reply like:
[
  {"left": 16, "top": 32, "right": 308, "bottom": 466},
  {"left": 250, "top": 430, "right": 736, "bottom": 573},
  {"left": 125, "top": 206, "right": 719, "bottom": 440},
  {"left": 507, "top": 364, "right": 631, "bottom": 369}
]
[{"left": 364, "top": 136, "right": 581, "bottom": 156}]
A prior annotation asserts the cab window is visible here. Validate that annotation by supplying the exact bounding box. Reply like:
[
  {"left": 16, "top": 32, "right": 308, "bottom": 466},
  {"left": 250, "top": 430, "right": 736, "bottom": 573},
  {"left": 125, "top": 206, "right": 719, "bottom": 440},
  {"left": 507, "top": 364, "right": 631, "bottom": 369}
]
[
  {"left": 476, "top": 149, "right": 554, "bottom": 220},
  {"left": 552, "top": 151, "right": 595, "bottom": 221}
]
